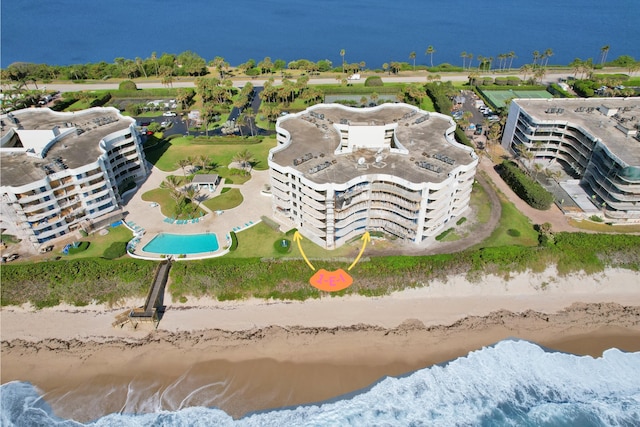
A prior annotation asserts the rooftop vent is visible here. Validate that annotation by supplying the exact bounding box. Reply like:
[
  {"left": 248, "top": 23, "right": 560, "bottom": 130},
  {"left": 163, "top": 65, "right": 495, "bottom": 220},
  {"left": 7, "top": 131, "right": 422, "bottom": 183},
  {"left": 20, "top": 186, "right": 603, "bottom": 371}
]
[{"left": 416, "top": 161, "right": 442, "bottom": 173}]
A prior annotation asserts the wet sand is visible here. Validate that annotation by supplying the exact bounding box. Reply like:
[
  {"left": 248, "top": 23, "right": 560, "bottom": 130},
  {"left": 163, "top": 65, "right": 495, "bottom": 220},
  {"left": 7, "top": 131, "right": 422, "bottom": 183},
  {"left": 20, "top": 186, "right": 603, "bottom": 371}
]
[{"left": 2, "top": 268, "right": 639, "bottom": 421}]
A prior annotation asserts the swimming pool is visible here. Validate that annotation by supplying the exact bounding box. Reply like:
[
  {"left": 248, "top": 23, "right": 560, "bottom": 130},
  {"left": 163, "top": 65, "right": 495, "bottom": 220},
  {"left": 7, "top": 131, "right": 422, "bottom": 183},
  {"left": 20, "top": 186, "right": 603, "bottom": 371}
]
[{"left": 142, "top": 233, "right": 219, "bottom": 255}]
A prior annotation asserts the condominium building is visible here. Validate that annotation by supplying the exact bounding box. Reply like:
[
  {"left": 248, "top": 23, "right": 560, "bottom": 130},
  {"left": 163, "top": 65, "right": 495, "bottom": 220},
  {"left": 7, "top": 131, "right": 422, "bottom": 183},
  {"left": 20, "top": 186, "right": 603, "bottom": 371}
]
[
  {"left": 268, "top": 103, "right": 478, "bottom": 249},
  {"left": 0, "top": 107, "right": 149, "bottom": 247},
  {"left": 501, "top": 97, "right": 640, "bottom": 221}
]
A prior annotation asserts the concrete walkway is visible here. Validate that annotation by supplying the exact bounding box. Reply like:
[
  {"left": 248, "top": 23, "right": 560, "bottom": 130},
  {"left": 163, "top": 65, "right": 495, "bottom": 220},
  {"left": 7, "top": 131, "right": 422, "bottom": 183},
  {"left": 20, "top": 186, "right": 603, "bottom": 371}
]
[{"left": 123, "top": 164, "right": 272, "bottom": 260}]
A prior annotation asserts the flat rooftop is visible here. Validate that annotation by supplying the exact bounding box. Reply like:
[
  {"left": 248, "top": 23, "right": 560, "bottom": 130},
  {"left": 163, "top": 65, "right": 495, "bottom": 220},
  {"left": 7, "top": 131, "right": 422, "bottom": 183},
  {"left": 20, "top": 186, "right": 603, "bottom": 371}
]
[
  {"left": 271, "top": 104, "right": 476, "bottom": 185},
  {"left": 514, "top": 98, "right": 640, "bottom": 165},
  {"left": 1, "top": 108, "right": 134, "bottom": 187}
]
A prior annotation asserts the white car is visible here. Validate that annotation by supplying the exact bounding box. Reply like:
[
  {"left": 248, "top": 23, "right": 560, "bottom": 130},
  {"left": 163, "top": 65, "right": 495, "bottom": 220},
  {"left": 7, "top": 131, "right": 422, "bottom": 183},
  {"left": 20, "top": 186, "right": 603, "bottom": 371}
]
[{"left": 162, "top": 111, "right": 177, "bottom": 117}]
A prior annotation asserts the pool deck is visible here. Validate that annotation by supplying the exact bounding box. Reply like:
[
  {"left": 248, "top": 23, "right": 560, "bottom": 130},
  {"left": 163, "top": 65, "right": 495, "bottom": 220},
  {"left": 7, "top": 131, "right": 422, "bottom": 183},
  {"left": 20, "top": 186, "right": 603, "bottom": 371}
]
[{"left": 122, "top": 163, "right": 272, "bottom": 260}]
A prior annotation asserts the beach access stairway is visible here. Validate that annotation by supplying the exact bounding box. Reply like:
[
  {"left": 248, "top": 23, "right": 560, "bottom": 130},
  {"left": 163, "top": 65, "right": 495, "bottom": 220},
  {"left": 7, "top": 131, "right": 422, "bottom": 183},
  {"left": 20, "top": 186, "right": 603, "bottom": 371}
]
[{"left": 112, "top": 260, "right": 172, "bottom": 329}]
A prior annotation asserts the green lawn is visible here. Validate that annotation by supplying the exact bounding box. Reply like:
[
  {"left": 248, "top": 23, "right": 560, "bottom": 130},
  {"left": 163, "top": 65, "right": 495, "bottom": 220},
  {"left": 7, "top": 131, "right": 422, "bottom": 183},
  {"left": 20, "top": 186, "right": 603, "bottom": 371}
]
[
  {"left": 145, "top": 135, "right": 277, "bottom": 172},
  {"left": 202, "top": 188, "right": 243, "bottom": 211},
  {"left": 475, "top": 195, "right": 539, "bottom": 248},
  {"left": 226, "top": 222, "right": 360, "bottom": 260},
  {"left": 141, "top": 188, "right": 205, "bottom": 219},
  {"left": 63, "top": 225, "right": 133, "bottom": 260}
]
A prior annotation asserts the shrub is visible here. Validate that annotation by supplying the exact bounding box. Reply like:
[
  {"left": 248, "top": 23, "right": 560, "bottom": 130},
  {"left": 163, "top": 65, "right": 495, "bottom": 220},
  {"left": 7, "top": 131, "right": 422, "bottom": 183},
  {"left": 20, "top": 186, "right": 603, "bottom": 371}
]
[
  {"left": 260, "top": 216, "right": 281, "bottom": 231},
  {"left": 507, "top": 229, "right": 521, "bottom": 237},
  {"left": 435, "top": 228, "right": 454, "bottom": 241},
  {"left": 364, "top": 76, "right": 383, "bottom": 87},
  {"left": 68, "top": 241, "right": 90, "bottom": 255},
  {"left": 456, "top": 217, "right": 467, "bottom": 226},
  {"left": 285, "top": 228, "right": 298, "bottom": 236},
  {"left": 590, "top": 215, "right": 604, "bottom": 222},
  {"left": 89, "top": 92, "right": 112, "bottom": 107},
  {"left": 103, "top": 241, "right": 127, "bottom": 259},
  {"left": 119, "top": 80, "right": 137, "bottom": 91},
  {"left": 273, "top": 239, "right": 292, "bottom": 254},
  {"left": 498, "top": 160, "right": 554, "bottom": 210},
  {"left": 229, "top": 231, "right": 238, "bottom": 251}
]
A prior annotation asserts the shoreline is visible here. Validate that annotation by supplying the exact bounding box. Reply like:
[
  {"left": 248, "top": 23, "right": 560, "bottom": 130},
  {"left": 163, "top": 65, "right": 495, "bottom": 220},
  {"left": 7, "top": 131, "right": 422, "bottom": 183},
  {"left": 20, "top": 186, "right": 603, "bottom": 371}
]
[
  {"left": 2, "top": 267, "right": 640, "bottom": 421},
  {"left": 2, "top": 308, "right": 639, "bottom": 421}
]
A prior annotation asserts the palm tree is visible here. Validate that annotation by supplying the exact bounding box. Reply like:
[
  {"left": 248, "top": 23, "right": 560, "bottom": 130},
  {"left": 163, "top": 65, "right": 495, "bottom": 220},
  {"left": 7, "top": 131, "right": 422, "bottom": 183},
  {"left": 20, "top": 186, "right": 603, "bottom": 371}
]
[
  {"left": 460, "top": 51, "right": 467, "bottom": 69},
  {"left": 135, "top": 57, "right": 148, "bottom": 78},
  {"left": 176, "top": 159, "right": 190, "bottom": 176},
  {"left": 533, "top": 162, "right": 544, "bottom": 180},
  {"left": 543, "top": 48, "right": 553, "bottom": 68},
  {"left": 244, "top": 108, "right": 256, "bottom": 136},
  {"left": 233, "top": 149, "right": 254, "bottom": 172},
  {"left": 236, "top": 113, "right": 246, "bottom": 136},
  {"left": 520, "top": 64, "right": 533, "bottom": 82},
  {"left": 533, "top": 67, "right": 547, "bottom": 84},
  {"left": 508, "top": 51, "right": 516, "bottom": 70},
  {"left": 183, "top": 185, "right": 201, "bottom": 213},
  {"left": 160, "top": 175, "right": 181, "bottom": 192},
  {"left": 169, "top": 188, "right": 185, "bottom": 216},
  {"left": 197, "top": 154, "right": 210, "bottom": 172},
  {"left": 600, "top": 45, "right": 610, "bottom": 66},
  {"left": 532, "top": 50, "right": 540, "bottom": 67},
  {"left": 409, "top": 51, "right": 417, "bottom": 70},
  {"left": 425, "top": 45, "right": 436, "bottom": 67},
  {"left": 151, "top": 51, "right": 159, "bottom": 77},
  {"left": 467, "top": 53, "right": 473, "bottom": 70},
  {"left": 340, "top": 49, "right": 346, "bottom": 73}
]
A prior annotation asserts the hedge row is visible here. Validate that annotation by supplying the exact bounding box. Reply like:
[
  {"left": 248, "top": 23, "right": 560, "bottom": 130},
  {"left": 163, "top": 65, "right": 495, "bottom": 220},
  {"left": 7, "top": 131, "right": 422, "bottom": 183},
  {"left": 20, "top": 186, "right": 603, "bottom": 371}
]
[{"left": 498, "top": 160, "right": 554, "bottom": 210}]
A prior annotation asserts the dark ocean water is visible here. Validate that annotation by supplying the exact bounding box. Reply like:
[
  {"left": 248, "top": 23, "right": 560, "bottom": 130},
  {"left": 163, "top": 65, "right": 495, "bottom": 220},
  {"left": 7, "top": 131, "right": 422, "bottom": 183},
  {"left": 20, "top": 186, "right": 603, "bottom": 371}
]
[
  {"left": 1, "top": 0, "right": 639, "bottom": 68},
  {"left": 2, "top": 340, "right": 640, "bottom": 426}
]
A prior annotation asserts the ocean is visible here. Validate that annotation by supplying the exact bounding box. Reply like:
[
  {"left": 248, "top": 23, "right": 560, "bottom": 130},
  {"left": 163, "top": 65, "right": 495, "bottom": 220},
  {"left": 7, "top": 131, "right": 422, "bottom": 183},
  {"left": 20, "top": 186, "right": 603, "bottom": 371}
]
[
  {"left": 1, "top": 0, "right": 639, "bottom": 69},
  {"left": 2, "top": 340, "right": 639, "bottom": 426}
]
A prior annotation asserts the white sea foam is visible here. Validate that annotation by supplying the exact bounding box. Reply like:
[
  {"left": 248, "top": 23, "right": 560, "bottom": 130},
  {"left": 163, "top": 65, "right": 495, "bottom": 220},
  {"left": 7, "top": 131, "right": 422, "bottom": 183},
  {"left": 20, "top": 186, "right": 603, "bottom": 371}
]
[{"left": 3, "top": 340, "right": 640, "bottom": 426}]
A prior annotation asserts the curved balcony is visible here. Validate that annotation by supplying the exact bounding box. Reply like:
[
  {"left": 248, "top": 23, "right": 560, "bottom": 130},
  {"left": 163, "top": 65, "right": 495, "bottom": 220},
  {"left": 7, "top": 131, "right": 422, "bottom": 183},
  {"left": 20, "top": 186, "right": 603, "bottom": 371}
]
[
  {"left": 335, "top": 202, "right": 369, "bottom": 220},
  {"left": 301, "top": 203, "right": 327, "bottom": 220},
  {"left": 301, "top": 195, "right": 326, "bottom": 211},
  {"left": 334, "top": 219, "right": 367, "bottom": 238},
  {"left": 271, "top": 186, "right": 290, "bottom": 201},
  {"left": 335, "top": 210, "right": 369, "bottom": 228},
  {"left": 369, "top": 209, "right": 417, "bottom": 230},
  {"left": 371, "top": 183, "right": 423, "bottom": 202},
  {"left": 370, "top": 201, "right": 418, "bottom": 219},
  {"left": 301, "top": 211, "right": 326, "bottom": 228},
  {"left": 370, "top": 193, "right": 420, "bottom": 211}
]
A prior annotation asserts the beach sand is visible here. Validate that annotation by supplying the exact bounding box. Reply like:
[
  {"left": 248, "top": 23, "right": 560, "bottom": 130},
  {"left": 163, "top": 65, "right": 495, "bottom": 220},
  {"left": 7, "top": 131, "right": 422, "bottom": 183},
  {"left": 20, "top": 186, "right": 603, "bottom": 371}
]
[{"left": 2, "top": 267, "right": 639, "bottom": 421}]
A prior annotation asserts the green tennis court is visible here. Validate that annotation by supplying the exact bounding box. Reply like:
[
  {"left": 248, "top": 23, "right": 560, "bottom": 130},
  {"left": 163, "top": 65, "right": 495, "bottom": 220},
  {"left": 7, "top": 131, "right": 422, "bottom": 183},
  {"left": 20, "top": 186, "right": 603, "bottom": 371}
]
[{"left": 480, "top": 89, "right": 553, "bottom": 109}]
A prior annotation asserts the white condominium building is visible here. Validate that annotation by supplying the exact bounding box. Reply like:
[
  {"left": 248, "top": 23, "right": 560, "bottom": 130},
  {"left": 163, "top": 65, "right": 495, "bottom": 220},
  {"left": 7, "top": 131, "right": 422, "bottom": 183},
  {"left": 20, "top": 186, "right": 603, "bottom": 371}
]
[
  {"left": 1, "top": 107, "right": 149, "bottom": 247},
  {"left": 268, "top": 103, "right": 478, "bottom": 249},
  {"left": 501, "top": 97, "right": 640, "bottom": 221}
]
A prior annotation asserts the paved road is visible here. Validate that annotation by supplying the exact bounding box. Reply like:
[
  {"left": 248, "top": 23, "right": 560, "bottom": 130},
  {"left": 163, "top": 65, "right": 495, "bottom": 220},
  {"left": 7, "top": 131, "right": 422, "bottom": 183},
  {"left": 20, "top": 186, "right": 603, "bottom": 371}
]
[{"left": 41, "top": 71, "right": 592, "bottom": 93}]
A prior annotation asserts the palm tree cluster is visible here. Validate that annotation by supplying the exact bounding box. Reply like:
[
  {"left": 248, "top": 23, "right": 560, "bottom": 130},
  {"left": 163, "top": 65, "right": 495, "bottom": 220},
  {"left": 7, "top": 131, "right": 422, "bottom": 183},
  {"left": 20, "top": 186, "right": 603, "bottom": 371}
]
[{"left": 160, "top": 175, "right": 204, "bottom": 218}]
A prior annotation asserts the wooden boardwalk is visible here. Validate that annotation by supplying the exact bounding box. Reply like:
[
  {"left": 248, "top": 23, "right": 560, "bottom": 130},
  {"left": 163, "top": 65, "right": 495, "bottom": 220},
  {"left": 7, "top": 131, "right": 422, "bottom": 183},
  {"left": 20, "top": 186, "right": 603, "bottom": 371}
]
[{"left": 112, "top": 260, "right": 172, "bottom": 329}]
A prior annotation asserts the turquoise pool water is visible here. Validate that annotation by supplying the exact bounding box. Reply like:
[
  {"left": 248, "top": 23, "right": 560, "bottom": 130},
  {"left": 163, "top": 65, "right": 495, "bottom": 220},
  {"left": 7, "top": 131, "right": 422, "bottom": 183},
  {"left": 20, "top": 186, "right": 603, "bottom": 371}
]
[{"left": 143, "top": 233, "right": 219, "bottom": 255}]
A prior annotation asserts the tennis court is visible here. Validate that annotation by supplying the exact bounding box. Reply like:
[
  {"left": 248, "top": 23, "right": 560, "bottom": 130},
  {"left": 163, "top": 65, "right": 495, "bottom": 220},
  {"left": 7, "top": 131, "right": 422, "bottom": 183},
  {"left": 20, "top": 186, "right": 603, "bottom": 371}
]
[{"left": 480, "top": 89, "right": 553, "bottom": 109}]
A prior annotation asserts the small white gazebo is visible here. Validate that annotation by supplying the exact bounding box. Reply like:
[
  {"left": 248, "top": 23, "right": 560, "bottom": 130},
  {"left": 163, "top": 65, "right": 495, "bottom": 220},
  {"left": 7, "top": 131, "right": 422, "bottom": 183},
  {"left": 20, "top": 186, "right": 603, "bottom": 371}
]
[{"left": 191, "top": 174, "right": 220, "bottom": 192}]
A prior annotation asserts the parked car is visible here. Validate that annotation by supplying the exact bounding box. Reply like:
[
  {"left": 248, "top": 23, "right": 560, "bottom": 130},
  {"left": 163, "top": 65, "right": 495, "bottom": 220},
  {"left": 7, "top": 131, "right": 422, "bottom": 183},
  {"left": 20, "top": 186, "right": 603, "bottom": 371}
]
[
  {"left": 39, "top": 245, "right": 54, "bottom": 253},
  {"left": 163, "top": 111, "right": 177, "bottom": 117}
]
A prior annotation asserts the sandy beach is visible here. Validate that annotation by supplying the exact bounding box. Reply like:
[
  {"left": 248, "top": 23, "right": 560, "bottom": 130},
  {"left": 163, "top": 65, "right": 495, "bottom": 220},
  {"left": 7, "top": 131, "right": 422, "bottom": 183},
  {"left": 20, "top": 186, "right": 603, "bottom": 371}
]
[{"left": 2, "top": 267, "right": 640, "bottom": 421}]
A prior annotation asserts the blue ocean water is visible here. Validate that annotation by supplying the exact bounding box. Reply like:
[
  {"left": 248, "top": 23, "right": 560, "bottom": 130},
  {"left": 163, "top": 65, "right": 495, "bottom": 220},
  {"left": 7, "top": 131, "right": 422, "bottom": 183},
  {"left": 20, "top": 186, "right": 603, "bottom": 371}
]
[
  {"left": 1, "top": 1, "right": 639, "bottom": 68},
  {"left": 2, "top": 340, "right": 640, "bottom": 426}
]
